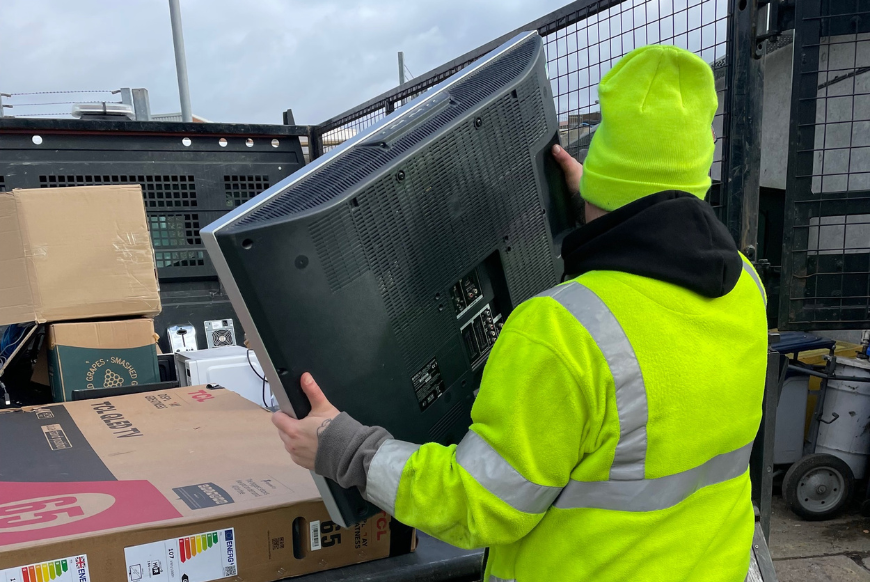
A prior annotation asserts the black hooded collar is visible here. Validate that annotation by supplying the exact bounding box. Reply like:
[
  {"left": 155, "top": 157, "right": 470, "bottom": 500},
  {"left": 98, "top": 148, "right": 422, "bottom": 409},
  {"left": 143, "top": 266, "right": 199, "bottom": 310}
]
[{"left": 561, "top": 191, "right": 743, "bottom": 298}]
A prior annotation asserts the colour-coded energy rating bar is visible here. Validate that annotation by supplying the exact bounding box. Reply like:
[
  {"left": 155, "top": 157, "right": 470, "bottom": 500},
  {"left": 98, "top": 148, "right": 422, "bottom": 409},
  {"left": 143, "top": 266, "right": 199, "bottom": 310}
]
[
  {"left": 124, "top": 528, "right": 235, "bottom": 582},
  {"left": 2, "top": 555, "right": 90, "bottom": 582},
  {"left": 178, "top": 532, "right": 218, "bottom": 563},
  {"left": 23, "top": 559, "right": 66, "bottom": 582}
]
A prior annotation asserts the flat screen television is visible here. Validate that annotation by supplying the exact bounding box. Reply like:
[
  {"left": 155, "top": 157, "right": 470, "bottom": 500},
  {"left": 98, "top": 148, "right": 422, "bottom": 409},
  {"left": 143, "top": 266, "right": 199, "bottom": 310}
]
[{"left": 203, "top": 30, "right": 573, "bottom": 526}]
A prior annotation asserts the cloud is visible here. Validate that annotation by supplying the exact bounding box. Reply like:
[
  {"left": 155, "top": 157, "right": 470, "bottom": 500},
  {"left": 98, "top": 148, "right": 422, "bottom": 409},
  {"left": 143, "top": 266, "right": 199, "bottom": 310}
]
[{"left": 1, "top": 0, "right": 568, "bottom": 124}]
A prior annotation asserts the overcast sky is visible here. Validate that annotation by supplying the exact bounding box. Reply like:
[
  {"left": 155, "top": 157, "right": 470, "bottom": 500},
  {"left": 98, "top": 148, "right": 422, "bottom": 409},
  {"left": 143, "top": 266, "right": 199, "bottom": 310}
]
[{"left": 1, "top": 0, "right": 571, "bottom": 125}]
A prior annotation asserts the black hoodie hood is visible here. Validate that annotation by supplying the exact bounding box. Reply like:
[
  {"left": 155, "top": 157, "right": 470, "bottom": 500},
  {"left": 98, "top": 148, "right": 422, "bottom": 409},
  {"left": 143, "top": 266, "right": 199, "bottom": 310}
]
[{"left": 561, "top": 191, "right": 743, "bottom": 298}]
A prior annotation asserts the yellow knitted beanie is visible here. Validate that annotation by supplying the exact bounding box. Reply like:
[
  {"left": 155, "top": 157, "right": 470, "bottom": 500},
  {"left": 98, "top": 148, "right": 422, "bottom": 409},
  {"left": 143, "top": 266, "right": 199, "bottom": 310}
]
[{"left": 579, "top": 45, "right": 718, "bottom": 211}]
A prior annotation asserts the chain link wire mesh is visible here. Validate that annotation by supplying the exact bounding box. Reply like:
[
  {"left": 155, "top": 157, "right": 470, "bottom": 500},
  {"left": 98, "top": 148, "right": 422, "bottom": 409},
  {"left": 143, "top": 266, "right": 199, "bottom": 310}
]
[
  {"left": 312, "top": 0, "right": 734, "bottom": 222},
  {"left": 781, "top": 0, "right": 870, "bottom": 329}
]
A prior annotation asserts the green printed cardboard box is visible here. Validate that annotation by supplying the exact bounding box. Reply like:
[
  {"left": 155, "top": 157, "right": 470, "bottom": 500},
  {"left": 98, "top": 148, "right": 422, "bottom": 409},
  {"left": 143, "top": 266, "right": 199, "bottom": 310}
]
[{"left": 47, "top": 318, "right": 160, "bottom": 401}]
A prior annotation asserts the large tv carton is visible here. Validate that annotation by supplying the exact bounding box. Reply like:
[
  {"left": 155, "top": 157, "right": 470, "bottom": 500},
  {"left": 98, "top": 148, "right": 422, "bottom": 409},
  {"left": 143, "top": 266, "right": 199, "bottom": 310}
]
[{"left": 0, "top": 386, "right": 411, "bottom": 582}]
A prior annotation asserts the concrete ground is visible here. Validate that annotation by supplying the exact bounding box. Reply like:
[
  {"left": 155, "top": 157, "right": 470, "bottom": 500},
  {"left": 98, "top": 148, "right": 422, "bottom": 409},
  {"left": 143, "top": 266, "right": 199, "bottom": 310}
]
[{"left": 770, "top": 494, "right": 870, "bottom": 581}]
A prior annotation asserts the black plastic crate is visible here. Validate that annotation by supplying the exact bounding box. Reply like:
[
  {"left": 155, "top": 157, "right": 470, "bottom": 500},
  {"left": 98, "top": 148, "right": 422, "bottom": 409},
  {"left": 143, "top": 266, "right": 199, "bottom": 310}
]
[
  {"left": 223, "top": 174, "right": 272, "bottom": 209},
  {"left": 38, "top": 173, "right": 200, "bottom": 209},
  {"left": 147, "top": 210, "right": 224, "bottom": 279}
]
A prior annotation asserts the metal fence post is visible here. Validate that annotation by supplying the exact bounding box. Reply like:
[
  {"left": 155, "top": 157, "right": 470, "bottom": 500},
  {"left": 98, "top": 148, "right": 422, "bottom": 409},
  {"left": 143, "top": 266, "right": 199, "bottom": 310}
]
[
  {"left": 751, "top": 347, "right": 787, "bottom": 542},
  {"left": 398, "top": 52, "right": 406, "bottom": 107},
  {"left": 308, "top": 126, "right": 323, "bottom": 161},
  {"left": 132, "top": 89, "right": 152, "bottom": 121},
  {"left": 119, "top": 88, "right": 134, "bottom": 108},
  {"left": 726, "top": 0, "right": 765, "bottom": 258}
]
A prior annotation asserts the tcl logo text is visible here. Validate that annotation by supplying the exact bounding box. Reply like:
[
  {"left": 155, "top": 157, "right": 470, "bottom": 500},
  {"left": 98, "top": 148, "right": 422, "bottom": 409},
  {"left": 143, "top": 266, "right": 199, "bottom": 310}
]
[
  {"left": 188, "top": 389, "right": 214, "bottom": 403},
  {"left": 376, "top": 511, "right": 389, "bottom": 541}
]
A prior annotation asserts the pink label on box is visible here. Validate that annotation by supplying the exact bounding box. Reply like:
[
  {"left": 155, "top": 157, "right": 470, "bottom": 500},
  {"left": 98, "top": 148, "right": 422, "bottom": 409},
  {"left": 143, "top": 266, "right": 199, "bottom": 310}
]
[{"left": 0, "top": 481, "right": 182, "bottom": 546}]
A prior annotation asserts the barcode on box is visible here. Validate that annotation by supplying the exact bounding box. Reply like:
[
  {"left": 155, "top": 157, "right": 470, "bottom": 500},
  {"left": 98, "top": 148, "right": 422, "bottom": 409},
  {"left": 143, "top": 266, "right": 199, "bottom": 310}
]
[
  {"left": 223, "top": 565, "right": 237, "bottom": 577},
  {"left": 309, "top": 520, "right": 321, "bottom": 551}
]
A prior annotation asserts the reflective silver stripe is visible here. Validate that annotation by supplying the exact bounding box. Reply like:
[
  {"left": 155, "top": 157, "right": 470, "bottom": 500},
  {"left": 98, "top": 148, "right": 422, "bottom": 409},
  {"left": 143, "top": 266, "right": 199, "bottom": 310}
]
[
  {"left": 489, "top": 576, "right": 516, "bottom": 582},
  {"left": 742, "top": 261, "right": 767, "bottom": 306},
  {"left": 455, "top": 431, "right": 562, "bottom": 514},
  {"left": 364, "top": 439, "right": 420, "bottom": 514},
  {"left": 553, "top": 441, "right": 753, "bottom": 511},
  {"left": 538, "top": 282, "right": 648, "bottom": 480}
]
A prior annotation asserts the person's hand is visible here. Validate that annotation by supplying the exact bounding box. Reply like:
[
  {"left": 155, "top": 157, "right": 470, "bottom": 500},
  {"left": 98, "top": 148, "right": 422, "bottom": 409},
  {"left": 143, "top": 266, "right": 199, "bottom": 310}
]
[
  {"left": 551, "top": 144, "right": 585, "bottom": 223},
  {"left": 272, "top": 373, "right": 340, "bottom": 470},
  {"left": 552, "top": 144, "right": 582, "bottom": 196}
]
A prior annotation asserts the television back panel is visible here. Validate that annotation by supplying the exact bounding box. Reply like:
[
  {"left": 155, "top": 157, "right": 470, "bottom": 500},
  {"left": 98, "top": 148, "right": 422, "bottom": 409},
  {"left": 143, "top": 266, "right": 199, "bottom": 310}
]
[{"left": 203, "top": 31, "right": 572, "bottom": 525}]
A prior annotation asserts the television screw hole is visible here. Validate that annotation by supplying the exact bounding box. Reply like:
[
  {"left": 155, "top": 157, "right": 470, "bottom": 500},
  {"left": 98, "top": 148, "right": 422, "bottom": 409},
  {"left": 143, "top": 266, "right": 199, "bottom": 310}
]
[
  {"left": 474, "top": 117, "right": 483, "bottom": 128},
  {"left": 241, "top": 239, "right": 254, "bottom": 249},
  {"left": 295, "top": 255, "right": 309, "bottom": 269},
  {"left": 396, "top": 170, "right": 406, "bottom": 181}
]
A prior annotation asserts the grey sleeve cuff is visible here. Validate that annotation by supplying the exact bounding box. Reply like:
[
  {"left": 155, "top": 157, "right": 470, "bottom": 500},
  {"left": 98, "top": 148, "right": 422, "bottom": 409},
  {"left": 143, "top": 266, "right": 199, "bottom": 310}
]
[{"left": 314, "top": 411, "right": 393, "bottom": 494}]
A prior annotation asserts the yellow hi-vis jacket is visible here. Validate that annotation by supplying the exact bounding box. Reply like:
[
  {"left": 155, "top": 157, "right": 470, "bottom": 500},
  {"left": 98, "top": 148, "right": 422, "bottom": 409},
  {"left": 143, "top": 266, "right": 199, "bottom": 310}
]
[{"left": 363, "top": 257, "right": 767, "bottom": 581}]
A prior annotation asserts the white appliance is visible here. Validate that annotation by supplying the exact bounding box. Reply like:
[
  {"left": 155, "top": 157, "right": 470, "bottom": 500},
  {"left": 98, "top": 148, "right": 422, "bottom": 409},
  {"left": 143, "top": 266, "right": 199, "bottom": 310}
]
[
  {"left": 204, "top": 319, "right": 237, "bottom": 348},
  {"left": 175, "top": 346, "right": 276, "bottom": 408},
  {"left": 167, "top": 325, "right": 197, "bottom": 353}
]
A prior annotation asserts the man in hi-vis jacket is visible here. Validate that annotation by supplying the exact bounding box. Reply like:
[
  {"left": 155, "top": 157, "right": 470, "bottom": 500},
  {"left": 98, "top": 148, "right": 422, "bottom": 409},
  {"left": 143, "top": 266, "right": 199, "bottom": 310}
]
[{"left": 273, "top": 44, "right": 767, "bottom": 582}]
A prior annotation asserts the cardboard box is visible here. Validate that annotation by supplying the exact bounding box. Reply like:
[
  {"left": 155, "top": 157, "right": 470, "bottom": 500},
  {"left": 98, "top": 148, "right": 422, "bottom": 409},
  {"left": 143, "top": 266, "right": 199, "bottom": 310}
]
[
  {"left": 0, "top": 185, "right": 161, "bottom": 327},
  {"left": 0, "top": 386, "right": 408, "bottom": 582},
  {"left": 47, "top": 320, "right": 161, "bottom": 402}
]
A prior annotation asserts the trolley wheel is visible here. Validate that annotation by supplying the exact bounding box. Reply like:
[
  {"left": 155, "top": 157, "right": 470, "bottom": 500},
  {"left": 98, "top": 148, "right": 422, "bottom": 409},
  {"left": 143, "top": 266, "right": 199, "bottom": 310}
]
[{"left": 783, "top": 453, "right": 854, "bottom": 521}]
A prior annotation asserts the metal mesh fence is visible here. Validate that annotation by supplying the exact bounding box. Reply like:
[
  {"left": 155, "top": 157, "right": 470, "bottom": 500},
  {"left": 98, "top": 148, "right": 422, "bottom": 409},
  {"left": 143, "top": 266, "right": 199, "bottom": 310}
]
[
  {"left": 781, "top": 1, "right": 870, "bottom": 329},
  {"left": 312, "top": 0, "right": 734, "bottom": 218},
  {"left": 321, "top": 109, "right": 387, "bottom": 154},
  {"left": 540, "top": 0, "right": 731, "bottom": 216}
]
